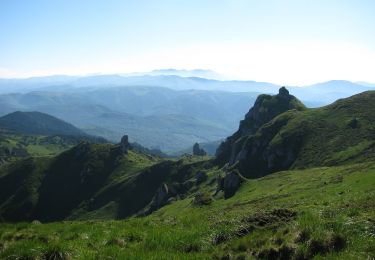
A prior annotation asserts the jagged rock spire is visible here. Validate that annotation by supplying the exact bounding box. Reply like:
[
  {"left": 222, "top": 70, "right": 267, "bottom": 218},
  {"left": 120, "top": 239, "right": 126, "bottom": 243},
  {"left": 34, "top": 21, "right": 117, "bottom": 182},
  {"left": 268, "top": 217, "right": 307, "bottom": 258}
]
[{"left": 120, "top": 135, "right": 130, "bottom": 154}]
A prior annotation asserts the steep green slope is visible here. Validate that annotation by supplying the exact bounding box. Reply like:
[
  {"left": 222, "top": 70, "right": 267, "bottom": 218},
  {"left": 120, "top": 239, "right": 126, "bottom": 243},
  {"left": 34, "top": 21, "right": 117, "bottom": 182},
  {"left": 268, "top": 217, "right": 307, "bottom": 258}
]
[
  {"left": 0, "top": 143, "right": 153, "bottom": 222},
  {"left": 0, "top": 111, "right": 87, "bottom": 136},
  {"left": 0, "top": 162, "right": 373, "bottom": 259},
  {"left": 218, "top": 90, "right": 375, "bottom": 178},
  {"left": 0, "top": 132, "right": 108, "bottom": 166},
  {"left": 0, "top": 141, "right": 211, "bottom": 222},
  {"left": 0, "top": 111, "right": 107, "bottom": 164}
]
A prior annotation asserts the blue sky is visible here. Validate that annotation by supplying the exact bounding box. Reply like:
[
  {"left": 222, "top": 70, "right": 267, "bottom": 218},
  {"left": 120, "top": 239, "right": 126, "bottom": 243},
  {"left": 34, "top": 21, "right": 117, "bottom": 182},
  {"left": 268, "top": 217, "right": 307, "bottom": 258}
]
[{"left": 1, "top": 0, "right": 375, "bottom": 84}]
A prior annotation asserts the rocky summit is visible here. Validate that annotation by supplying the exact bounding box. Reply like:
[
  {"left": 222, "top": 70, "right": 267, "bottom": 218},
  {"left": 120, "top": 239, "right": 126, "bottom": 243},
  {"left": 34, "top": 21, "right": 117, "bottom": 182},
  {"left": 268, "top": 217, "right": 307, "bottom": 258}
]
[
  {"left": 216, "top": 88, "right": 375, "bottom": 179},
  {"left": 216, "top": 87, "right": 306, "bottom": 168}
]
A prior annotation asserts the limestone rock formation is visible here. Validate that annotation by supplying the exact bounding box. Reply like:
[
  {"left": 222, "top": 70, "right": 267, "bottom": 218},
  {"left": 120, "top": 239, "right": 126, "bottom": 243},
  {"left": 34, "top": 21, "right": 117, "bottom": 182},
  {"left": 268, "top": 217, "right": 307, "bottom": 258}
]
[
  {"left": 150, "top": 183, "right": 178, "bottom": 210},
  {"left": 215, "top": 87, "right": 306, "bottom": 178},
  {"left": 193, "top": 143, "right": 207, "bottom": 156}
]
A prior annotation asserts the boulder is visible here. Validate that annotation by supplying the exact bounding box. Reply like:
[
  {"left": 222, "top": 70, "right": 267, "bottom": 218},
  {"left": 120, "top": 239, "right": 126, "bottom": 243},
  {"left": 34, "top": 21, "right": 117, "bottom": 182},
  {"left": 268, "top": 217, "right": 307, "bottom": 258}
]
[{"left": 216, "top": 171, "right": 244, "bottom": 198}]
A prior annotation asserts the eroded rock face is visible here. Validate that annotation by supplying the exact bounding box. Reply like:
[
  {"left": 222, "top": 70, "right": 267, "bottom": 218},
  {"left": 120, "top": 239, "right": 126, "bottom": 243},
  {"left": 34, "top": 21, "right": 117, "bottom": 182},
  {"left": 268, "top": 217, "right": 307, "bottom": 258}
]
[
  {"left": 216, "top": 87, "right": 305, "bottom": 165},
  {"left": 216, "top": 171, "right": 243, "bottom": 198},
  {"left": 150, "top": 183, "right": 178, "bottom": 210},
  {"left": 154, "top": 183, "right": 169, "bottom": 208},
  {"left": 215, "top": 87, "right": 306, "bottom": 178},
  {"left": 278, "top": 86, "right": 290, "bottom": 97},
  {"left": 195, "top": 171, "right": 207, "bottom": 185}
]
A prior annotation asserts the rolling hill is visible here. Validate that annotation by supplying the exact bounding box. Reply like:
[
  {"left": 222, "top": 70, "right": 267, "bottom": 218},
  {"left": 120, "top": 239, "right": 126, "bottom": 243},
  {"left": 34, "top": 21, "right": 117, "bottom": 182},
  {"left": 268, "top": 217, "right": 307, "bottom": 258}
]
[
  {"left": 0, "top": 111, "right": 87, "bottom": 136},
  {"left": 0, "top": 111, "right": 109, "bottom": 164}
]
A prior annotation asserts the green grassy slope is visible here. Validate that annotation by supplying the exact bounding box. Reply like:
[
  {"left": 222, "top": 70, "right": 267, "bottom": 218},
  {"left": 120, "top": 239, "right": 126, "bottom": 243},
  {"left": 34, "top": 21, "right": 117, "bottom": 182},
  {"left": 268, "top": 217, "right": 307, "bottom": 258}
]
[
  {"left": 0, "top": 141, "right": 212, "bottom": 222},
  {"left": 224, "top": 91, "right": 375, "bottom": 178},
  {"left": 0, "top": 143, "right": 160, "bottom": 222},
  {"left": 0, "top": 162, "right": 373, "bottom": 259},
  {"left": 0, "top": 133, "right": 107, "bottom": 164}
]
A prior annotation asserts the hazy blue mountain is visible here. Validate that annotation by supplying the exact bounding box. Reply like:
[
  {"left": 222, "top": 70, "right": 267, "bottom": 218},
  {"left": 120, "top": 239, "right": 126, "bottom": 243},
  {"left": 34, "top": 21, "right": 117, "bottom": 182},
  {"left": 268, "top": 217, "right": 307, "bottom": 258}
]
[
  {"left": 0, "top": 74, "right": 279, "bottom": 93},
  {"left": 356, "top": 81, "right": 375, "bottom": 87},
  {"left": 1, "top": 74, "right": 373, "bottom": 107},
  {"left": 0, "top": 88, "right": 259, "bottom": 153},
  {"left": 288, "top": 80, "right": 375, "bottom": 105},
  {"left": 0, "top": 75, "right": 79, "bottom": 94},
  {"left": 139, "top": 69, "right": 227, "bottom": 80},
  {"left": 1, "top": 74, "right": 374, "bottom": 152}
]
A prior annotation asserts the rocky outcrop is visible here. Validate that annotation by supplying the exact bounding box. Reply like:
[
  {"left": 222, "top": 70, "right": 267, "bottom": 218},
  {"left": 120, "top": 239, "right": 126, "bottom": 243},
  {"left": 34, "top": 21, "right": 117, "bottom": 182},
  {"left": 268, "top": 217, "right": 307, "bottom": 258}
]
[
  {"left": 73, "top": 142, "right": 91, "bottom": 159},
  {"left": 153, "top": 183, "right": 169, "bottom": 208},
  {"left": 195, "top": 171, "right": 208, "bottom": 185},
  {"left": 234, "top": 110, "right": 307, "bottom": 178},
  {"left": 149, "top": 183, "right": 178, "bottom": 210},
  {"left": 216, "top": 171, "right": 244, "bottom": 198},
  {"left": 120, "top": 135, "right": 130, "bottom": 154},
  {"left": 193, "top": 143, "right": 207, "bottom": 156},
  {"left": 215, "top": 87, "right": 306, "bottom": 177}
]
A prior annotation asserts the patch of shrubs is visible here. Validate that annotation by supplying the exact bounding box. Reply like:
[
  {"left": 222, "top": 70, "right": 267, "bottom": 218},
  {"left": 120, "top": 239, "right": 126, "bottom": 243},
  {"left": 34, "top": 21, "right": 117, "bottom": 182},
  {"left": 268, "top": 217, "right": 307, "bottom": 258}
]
[
  {"left": 193, "top": 192, "right": 213, "bottom": 206},
  {"left": 43, "top": 249, "right": 72, "bottom": 260},
  {"left": 184, "top": 243, "right": 201, "bottom": 253},
  {"left": 294, "top": 229, "right": 310, "bottom": 243},
  {"left": 105, "top": 238, "right": 126, "bottom": 247},
  {"left": 257, "top": 244, "right": 295, "bottom": 260},
  {"left": 347, "top": 117, "right": 359, "bottom": 129},
  {"left": 0, "top": 242, "right": 5, "bottom": 253},
  {"left": 295, "top": 233, "right": 347, "bottom": 258},
  {"left": 211, "top": 232, "right": 231, "bottom": 245}
]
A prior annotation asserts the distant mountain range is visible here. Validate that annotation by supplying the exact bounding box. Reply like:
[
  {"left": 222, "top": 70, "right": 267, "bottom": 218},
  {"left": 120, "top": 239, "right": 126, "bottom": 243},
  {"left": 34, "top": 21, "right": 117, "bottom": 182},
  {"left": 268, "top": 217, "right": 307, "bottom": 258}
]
[
  {"left": 0, "top": 87, "right": 259, "bottom": 153},
  {"left": 0, "top": 71, "right": 374, "bottom": 153},
  {"left": 123, "top": 69, "right": 227, "bottom": 80}
]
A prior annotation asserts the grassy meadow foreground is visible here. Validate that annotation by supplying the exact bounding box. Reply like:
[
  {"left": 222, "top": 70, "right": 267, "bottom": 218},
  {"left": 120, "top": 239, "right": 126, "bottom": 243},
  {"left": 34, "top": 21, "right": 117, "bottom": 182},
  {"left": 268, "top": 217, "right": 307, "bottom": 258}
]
[{"left": 0, "top": 161, "right": 374, "bottom": 259}]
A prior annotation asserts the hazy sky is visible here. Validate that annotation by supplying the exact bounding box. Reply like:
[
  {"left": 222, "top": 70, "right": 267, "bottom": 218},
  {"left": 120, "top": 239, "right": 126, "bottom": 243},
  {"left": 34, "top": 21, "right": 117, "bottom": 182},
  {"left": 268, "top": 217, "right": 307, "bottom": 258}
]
[{"left": 1, "top": 0, "right": 375, "bottom": 85}]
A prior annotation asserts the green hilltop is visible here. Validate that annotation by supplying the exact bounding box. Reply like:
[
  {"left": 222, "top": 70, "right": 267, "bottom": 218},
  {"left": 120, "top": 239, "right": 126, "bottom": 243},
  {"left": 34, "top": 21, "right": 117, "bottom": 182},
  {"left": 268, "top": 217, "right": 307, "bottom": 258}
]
[
  {"left": 0, "top": 111, "right": 87, "bottom": 137},
  {"left": 0, "top": 88, "right": 374, "bottom": 259},
  {"left": 0, "top": 111, "right": 107, "bottom": 165},
  {"left": 217, "top": 88, "right": 375, "bottom": 178}
]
